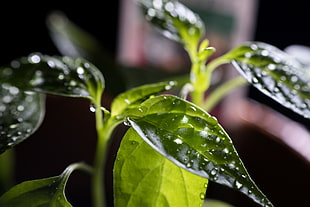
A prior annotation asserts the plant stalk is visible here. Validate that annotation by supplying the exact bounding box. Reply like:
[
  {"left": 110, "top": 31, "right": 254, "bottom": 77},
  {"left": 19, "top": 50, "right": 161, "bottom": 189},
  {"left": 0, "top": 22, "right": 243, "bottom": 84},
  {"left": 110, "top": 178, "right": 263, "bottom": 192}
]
[
  {"left": 204, "top": 76, "right": 248, "bottom": 112},
  {"left": 91, "top": 97, "right": 117, "bottom": 207}
]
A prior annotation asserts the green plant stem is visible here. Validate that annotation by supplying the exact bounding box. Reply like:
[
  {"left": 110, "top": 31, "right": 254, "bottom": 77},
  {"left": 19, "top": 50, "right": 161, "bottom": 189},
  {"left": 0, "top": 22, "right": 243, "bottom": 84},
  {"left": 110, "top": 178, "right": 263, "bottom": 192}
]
[
  {"left": 204, "top": 76, "right": 248, "bottom": 112},
  {"left": 190, "top": 55, "right": 230, "bottom": 107},
  {"left": 91, "top": 97, "right": 118, "bottom": 207}
]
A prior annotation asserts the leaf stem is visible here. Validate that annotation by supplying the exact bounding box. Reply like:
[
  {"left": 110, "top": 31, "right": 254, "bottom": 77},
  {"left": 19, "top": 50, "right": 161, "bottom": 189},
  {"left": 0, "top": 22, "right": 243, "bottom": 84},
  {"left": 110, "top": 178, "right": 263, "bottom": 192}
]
[
  {"left": 204, "top": 76, "right": 248, "bottom": 112},
  {"left": 92, "top": 96, "right": 119, "bottom": 207}
]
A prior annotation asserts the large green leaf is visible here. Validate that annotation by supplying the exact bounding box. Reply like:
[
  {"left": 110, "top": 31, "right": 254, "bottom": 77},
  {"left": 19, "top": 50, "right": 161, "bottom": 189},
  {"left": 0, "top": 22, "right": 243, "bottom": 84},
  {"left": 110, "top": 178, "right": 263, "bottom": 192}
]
[
  {"left": 0, "top": 84, "right": 45, "bottom": 154},
  {"left": 111, "top": 81, "right": 176, "bottom": 117},
  {"left": 137, "top": 0, "right": 205, "bottom": 53},
  {"left": 114, "top": 128, "right": 207, "bottom": 207},
  {"left": 0, "top": 163, "right": 89, "bottom": 207},
  {"left": 226, "top": 41, "right": 310, "bottom": 119},
  {"left": 0, "top": 53, "right": 104, "bottom": 102},
  {"left": 125, "top": 95, "right": 273, "bottom": 207}
]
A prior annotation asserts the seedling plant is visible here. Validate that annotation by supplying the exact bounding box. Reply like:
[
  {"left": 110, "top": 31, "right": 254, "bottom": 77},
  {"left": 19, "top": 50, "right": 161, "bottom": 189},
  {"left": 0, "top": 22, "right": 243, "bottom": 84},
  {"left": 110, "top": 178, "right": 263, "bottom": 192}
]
[{"left": 1, "top": 0, "right": 310, "bottom": 207}]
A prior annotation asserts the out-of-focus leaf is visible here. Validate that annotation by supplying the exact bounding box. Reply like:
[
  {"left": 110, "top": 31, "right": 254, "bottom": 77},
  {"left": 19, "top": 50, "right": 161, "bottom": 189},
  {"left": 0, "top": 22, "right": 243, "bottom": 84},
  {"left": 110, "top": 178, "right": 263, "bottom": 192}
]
[
  {"left": 0, "top": 84, "right": 45, "bottom": 154},
  {"left": 226, "top": 41, "right": 310, "bottom": 119},
  {"left": 125, "top": 95, "right": 273, "bottom": 207},
  {"left": 0, "top": 53, "right": 104, "bottom": 102},
  {"left": 46, "top": 11, "right": 126, "bottom": 94},
  {"left": 111, "top": 81, "right": 176, "bottom": 117},
  {"left": 114, "top": 128, "right": 207, "bottom": 207},
  {"left": 47, "top": 11, "right": 187, "bottom": 95},
  {"left": 137, "top": 0, "right": 205, "bottom": 53},
  {"left": 0, "top": 163, "right": 88, "bottom": 207}
]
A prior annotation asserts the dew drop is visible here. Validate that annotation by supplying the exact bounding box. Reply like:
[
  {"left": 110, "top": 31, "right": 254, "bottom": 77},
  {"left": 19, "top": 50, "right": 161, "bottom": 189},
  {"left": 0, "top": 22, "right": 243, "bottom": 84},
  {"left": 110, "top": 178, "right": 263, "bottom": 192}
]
[
  {"left": 290, "top": 76, "right": 298, "bottom": 83},
  {"left": 69, "top": 80, "right": 77, "bottom": 86},
  {"left": 2, "top": 95, "right": 13, "bottom": 103},
  {"left": 252, "top": 77, "right": 259, "bottom": 84},
  {"left": 77, "top": 67, "right": 85, "bottom": 75},
  {"left": 0, "top": 105, "right": 6, "bottom": 112},
  {"left": 244, "top": 52, "right": 252, "bottom": 58},
  {"left": 199, "top": 192, "right": 205, "bottom": 200},
  {"left": 9, "top": 86, "right": 19, "bottom": 95},
  {"left": 208, "top": 116, "right": 218, "bottom": 125},
  {"left": 173, "top": 138, "right": 183, "bottom": 144},
  {"left": 234, "top": 180, "right": 243, "bottom": 189},
  {"left": 89, "top": 104, "right": 96, "bottom": 112},
  {"left": 261, "top": 50, "right": 269, "bottom": 56},
  {"left": 267, "top": 64, "right": 276, "bottom": 70},
  {"left": 58, "top": 74, "right": 65, "bottom": 80},
  {"left": 147, "top": 8, "right": 156, "bottom": 17},
  {"left": 250, "top": 44, "right": 258, "bottom": 50},
  {"left": 10, "top": 60, "right": 20, "bottom": 68},
  {"left": 210, "top": 169, "right": 217, "bottom": 176},
  {"left": 123, "top": 118, "right": 132, "bottom": 126},
  {"left": 9, "top": 124, "right": 18, "bottom": 129},
  {"left": 189, "top": 106, "right": 197, "bottom": 112},
  {"left": 29, "top": 54, "right": 41, "bottom": 64},
  {"left": 124, "top": 99, "right": 131, "bottom": 104},
  {"left": 130, "top": 140, "right": 137, "bottom": 145},
  {"left": 17, "top": 105, "right": 25, "bottom": 111}
]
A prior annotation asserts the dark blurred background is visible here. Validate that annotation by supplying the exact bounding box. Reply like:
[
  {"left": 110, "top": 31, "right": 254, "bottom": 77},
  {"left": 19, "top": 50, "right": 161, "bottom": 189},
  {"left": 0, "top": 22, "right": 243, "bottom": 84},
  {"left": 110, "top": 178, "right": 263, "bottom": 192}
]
[{"left": 1, "top": 1, "right": 310, "bottom": 207}]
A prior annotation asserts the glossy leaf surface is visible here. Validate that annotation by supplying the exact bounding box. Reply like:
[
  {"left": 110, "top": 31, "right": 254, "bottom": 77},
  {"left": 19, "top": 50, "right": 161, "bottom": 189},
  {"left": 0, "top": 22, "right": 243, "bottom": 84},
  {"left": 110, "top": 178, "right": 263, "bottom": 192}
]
[
  {"left": 0, "top": 163, "right": 82, "bottom": 207},
  {"left": 126, "top": 95, "right": 273, "bottom": 207},
  {"left": 111, "top": 81, "right": 176, "bottom": 117},
  {"left": 114, "top": 128, "right": 207, "bottom": 207},
  {"left": 137, "top": 0, "right": 205, "bottom": 52},
  {"left": 227, "top": 41, "right": 310, "bottom": 119},
  {"left": 0, "top": 84, "right": 45, "bottom": 154},
  {"left": 0, "top": 53, "right": 104, "bottom": 101}
]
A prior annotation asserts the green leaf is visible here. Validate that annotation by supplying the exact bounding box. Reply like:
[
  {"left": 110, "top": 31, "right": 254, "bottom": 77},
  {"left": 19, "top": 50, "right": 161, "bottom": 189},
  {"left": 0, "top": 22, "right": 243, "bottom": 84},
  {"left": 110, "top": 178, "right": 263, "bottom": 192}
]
[
  {"left": 0, "top": 163, "right": 89, "bottom": 207},
  {"left": 226, "top": 41, "right": 310, "bottom": 119},
  {"left": 126, "top": 95, "right": 273, "bottom": 207},
  {"left": 0, "top": 53, "right": 104, "bottom": 102},
  {"left": 111, "top": 81, "right": 176, "bottom": 117},
  {"left": 0, "top": 84, "right": 45, "bottom": 154},
  {"left": 114, "top": 128, "right": 207, "bottom": 207},
  {"left": 137, "top": 0, "right": 205, "bottom": 53}
]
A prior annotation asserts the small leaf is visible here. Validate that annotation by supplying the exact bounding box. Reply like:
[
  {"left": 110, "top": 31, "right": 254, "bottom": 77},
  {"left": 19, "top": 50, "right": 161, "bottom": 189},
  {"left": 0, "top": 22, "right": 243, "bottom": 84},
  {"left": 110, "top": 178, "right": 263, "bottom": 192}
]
[
  {"left": 114, "top": 128, "right": 207, "bottom": 207},
  {"left": 0, "top": 53, "right": 104, "bottom": 102},
  {"left": 137, "top": 0, "right": 205, "bottom": 52},
  {"left": 0, "top": 84, "right": 45, "bottom": 154},
  {"left": 126, "top": 95, "right": 273, "bottom": 207},
  {"left": 226, "top": 41, "right": 310, "bottom": 119},
  {"left": 0, "top": 163, "right": 81, "bottom": 207},
  {"left": 111, "top": 81, "right": 176, "bottom": 117}
]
